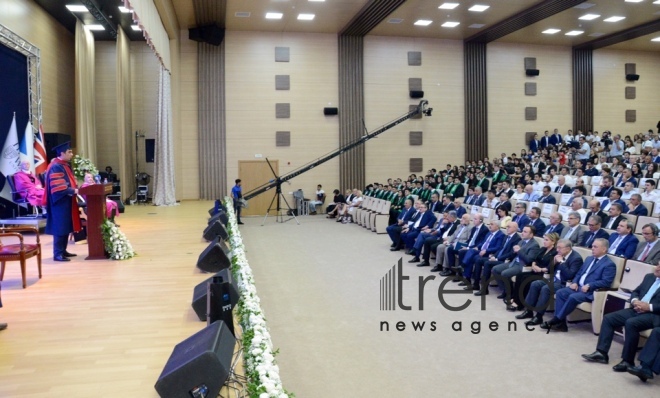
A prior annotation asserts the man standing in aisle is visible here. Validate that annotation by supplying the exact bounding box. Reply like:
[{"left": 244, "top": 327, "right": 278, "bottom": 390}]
[
  {"left": 232, "top": 179, "right": 244, "bottom": 225},
  {"left": 44, "top": 142, "right": 81, "bottom": 262}
]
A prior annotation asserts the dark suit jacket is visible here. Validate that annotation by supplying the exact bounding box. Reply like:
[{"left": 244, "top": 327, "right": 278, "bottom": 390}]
[
  {"left": 496, "top": 200, "right": 512, "bottom": 213},
  {"left": 540, "top": 136, "right": 551, "bottom": 149},
  {"left": 494, "top": 233, "right": 522, "bottom": 261},
  {"left": 512, "top": 214, "right": 531, "bottom": 232},
  {"left": 530, "top": 218, "right": 546, "bottom": 237},
  {"left": 604, "top": 215, "right": 626, "bottom": 230},
  {"left": 452, "top": 184, "right": 465, "bottom": 198},
  {"left": 555, "top": 185, "right": 572, "bottom": 194},
  {"left": 585, "top": 167, "right": 599, "bottom": 177},
  {"left": 573, "top": 255, "right": 617, "bottom": 298},
  {"left": 602, "top": 199, "right": 629, "bottom": 213},
  {"left": 580, "top": 229, "right": 610, "bottom": 248},
  {"left": 514, "top": 239, "right": 542, "bottom": 266},
  {"left": 476, "top": 179, "right": 490, "bottom": 191},
  {"left": 543, "top": 223, "right": 564, "bottom": 236},
  {"left": 639, "top": 327, "right": 660, "bottom": 373},
  {"left": 633, "top": 241, "right": 660, "bottom": 264},
  {"left": 630, "top": 273, "right": 660, "bottom": 314},
  {"left": 477, "top": 230, "right": 506, "bottom": 256},
  {"left": 550, "top": 133, "right": 562, "bottom": 146},
  {"left": 529, "top": 139, "right": 540, "bottom": 153},
  {"left": 608, "top": 233, "right": 638, "bottom": 259},
  {"left": 551, "top": 250, "right": 584, "bottom": 283},
  {"left": 585, "top": 210, "right": 610, "bottom": 227},
  {"left": 474, "top": 194, "right": 486, "bottom": 206},
  {"left": 616, "top": 177, "right": 638, "bottom": 188},
  {"left": 628, "top": 204, "right": 648, "bottom": 216},
  {"left": 440, "top": 203, "right": 456, "bottom": 213},
  {"left": 427, "top": 200, "right": 441, "bottom": 213},
  {"left": 466, "top": 224, "right": 489, "bottom": 249},
  {"left": 398, "top": 207, "right": 414, "bottom": 223},
  {"left": 538, "top": 195, "right": 556, "bottom": 204},
  {"left": 464, "top": 195, "right": 477, "bottom": 205},
  {"left": 411, "top": 211, "right": 437, "bottom": 232},
  {"left": 595, "top": 186, "right": 613, "bottom": 197},
  {"left": 455, "top": 206, "right": 467, "bottom": 218}
]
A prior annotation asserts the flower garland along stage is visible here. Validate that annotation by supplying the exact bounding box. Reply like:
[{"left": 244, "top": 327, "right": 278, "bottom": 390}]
[
  {"left": 224, "top": 198, "right": 292, "bottom": 398},
  {"left": 101, "top": 219, "right": 136, "bottom": 260}
]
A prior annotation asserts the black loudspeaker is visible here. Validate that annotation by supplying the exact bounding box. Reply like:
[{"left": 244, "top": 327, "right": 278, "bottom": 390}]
[
  {"left": 197, "top": 236, "right": 232, "bottom": 273},
  {"left": 145, "top": 138, "right": 155, "bottom": 163},
  {"left": 626, "top": 74, "right": 640, "bottom": 81},
  {"left": 208, "top": 210, "right": 228, "bottom": 227},
  {"left": 188, "top": 24, "right": 225, "bottom": 46},
  {"left": 154, "top": 320, "right": 235, "bottom": 398},
  {"left": 323, "top": 107, "right": 338, "bottom": 116},
  {"left": 203, "top": 220, "right": 228, "bottom": 242},
  {"left": 192, "top": 269, "right": 240, "bottom": 321},
  {"left": 409, "top": 90, "right": 424, "bottom": 98},
  {"left": 208, "top": 280, "right": 236, "bottom": 337},
  {"left": 525, "top": 69, "right": 540, "bottom": 76}
]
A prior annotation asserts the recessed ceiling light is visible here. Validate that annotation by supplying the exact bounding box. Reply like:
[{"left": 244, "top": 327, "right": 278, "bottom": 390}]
[
  {"left": 308, "top": 0, "right": 325, "bottom": 2},
  {"left": 297, "top": 14, "right": 315, "bottom": 20},
  {"left": 565, "top": 30, "right": 584, "bottom": 36},
  {"left": 118, "top": 6, "right": 132, "bottom": 13},
  {"left": 654, "top": 0, "right": 660, "bottom": 4},
  {"left": 579, "top": 14, "right": 600, "bottom": 20},
  {"left": 414, "top": 20, "right": 433, "bottom": 26},
  {"left": 65, "top": 5, "right": 88, "bottom": 12},
  {"left": 589, "top": 32, "right": 605, "bottom": 37},
  {"left": 604, "top": 16, "right": 626, "bottom": 22},
  {"left": 131, "top": 25, "right": 141, "bottom": 31},
  {"left": 439, "top": 3, "right": 459, "bottom": 9},
  {"left": 441, "top": 21, "right": 460, "bottom": 27},
  {"left": 574, "top": 2, "right": 596, "bottom": 9},
  {"left": 542, "top": 28, "right": 561, "bottom": 34},
  {"left": 388, "top": 18, "right": 404, "bottom": 24},
  {"left": 625, "top": 0, "right": 644, "bottom": 3},
  {"left": 266, "top": 12, "right": 283, "bottom": 19},
  {"left": 469, "top": 5, "right": 490, "bottom": 12},
  {"left": 469, "top": 24, "right": 486, "bottom": 29},
  {"left": 84, "top": 24, "right": 105, "bottom": 31},
  {"left": 652, "top": 37, "right": 660, "bottom": 42}
]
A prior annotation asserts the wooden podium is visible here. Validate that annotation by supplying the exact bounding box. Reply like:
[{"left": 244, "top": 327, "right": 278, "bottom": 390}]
[{"left": 79, "top": 183, "right": 113, "bottom": 260}]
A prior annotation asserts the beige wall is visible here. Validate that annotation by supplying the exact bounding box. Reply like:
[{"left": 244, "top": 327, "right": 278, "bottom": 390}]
[
  {"left": 364, "top": 36, "right": 464, "bottom": 182},
  {"left": 487, "top": 42, "right": 572, "bottom": 158},
  {"left": 593, "top": 49, "right": 660, "bottom": 136},
  {"left": 178, "top": 30, "right": 199, "bottom": 200},
  {"left": 0, "top": 0, "right": 75, "bottom": 135},
  {"left": 95, "top": 41, "right": 118, "bottom": 171},
  {"left": 224, "top": 31, "right": 340, "bottom": 197}
]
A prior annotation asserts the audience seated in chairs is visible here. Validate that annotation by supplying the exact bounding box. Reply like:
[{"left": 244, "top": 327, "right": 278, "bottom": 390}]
[
  {"left": 337, "top": 190, "right": 363, "bottom": 224},
  {"left": 13, "top": 160, "right": 45, "bottom": 212},
  {"left": 325, "top": 189, "right": 344, "bottom": 218}
]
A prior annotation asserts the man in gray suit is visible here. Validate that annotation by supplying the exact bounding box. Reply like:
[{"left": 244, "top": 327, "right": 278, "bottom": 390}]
[
  {"left": 633, "top": 224, "right": 660, "bottom": 265},
  {"left": 491, "top": 225, "right": 541, "bottom": 300},
  {"left": 560, "top": 211, "right": 585, "bottom": 246},
  {"left": 431, "top": 213, "right": 472, "bottom": 272}
]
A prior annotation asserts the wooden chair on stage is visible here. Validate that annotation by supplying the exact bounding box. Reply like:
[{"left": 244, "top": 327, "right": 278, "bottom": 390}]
[{"left": 0, "top": 226, "right": 42, "bottom": 288}]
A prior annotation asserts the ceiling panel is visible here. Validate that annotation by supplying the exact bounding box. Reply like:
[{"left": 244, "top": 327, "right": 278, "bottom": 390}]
[
  {"left": 497, "top": 0, "right": 660, "bottom": 49},
  {"left": 605, "top": 31, "right": 660, "bottom": 52},
  {"left": 225, "top": 0, "right": 371, "bottom": 34},
  {"left": 368, "top": 0, "right": 543, "bottom": 39},
  {"left": 171, "top": 0, "right": 196, "bottom": 30}
]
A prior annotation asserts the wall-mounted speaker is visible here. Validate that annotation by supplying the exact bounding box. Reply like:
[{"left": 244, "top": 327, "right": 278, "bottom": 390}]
[
  {"left": 192, "top": 269, "right": 240, "bottom": 321},
  {"left": 323, "top": 107, "right": 338, "bottom": 116},
  {"left": 189, "top": 24, "right": 225, "bottom": 46},
  {"left": 625, "top": 74, "right": 640, "bottom": 81},
  {"left": 525, "top": 69, "right": 540, "bottom": 76},
  {"left": 197, "top": 236, "right": 232, "bottom": 273},
  {"left": 409, "top": 90, "right": 424, "bottom": 98},
  {"left": 154, "top": 321, "right": 235, "bottom": 398}
]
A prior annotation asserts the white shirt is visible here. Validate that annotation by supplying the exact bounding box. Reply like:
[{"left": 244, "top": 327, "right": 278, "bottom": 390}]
[
  {"left": 621, "top": 190, "right": 634, "bottom": 200},
  {"left": 577, "top": 142, "right": 591, "bottom": 160},
  {"left": 641, "top": 191, "right": 659, "bottom": 202}
]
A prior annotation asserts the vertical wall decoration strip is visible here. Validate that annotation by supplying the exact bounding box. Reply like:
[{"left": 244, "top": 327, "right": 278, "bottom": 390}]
[
  {"left": 198, "top": 41, "right": 227, "bottom": 199},
  {"left": 464, "top": 42, "right": 488, "bottom": 162},
  {"left": 338, "top": 35, "right": 365, "bottom": 191},
  {"left": 572, "top": 48, "right": 593, "bottom": 133}
]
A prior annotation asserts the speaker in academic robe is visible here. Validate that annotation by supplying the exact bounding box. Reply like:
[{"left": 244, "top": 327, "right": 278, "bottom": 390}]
[
  {"left": 154, "top": 320, "right": 235, "bottom": 398},
  {"left": 203, "top": 220, "right": 228, "bottom": 242},
  {"left": 208, "top": 277, "right": 236, "bottom": 337},
  {"left": 192, "top": 269, "right": 240, "bottom": 321},
  {"left": 208, "top": 210, "right": 228, "bottom": 227},
  {"left": 197, "top": 236, "right": 232, "bottom": 273}
]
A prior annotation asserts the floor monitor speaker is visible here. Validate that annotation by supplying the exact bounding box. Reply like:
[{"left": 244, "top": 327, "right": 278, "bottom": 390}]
[
  {"left": 192, "top": 269, "right": 239, "bottom": 321},
  {"left": 203, "top": 220, "right": 228, "bottom": 242},
  {"left": 197, "top": 237, "right": 232, "bottom": 273}
]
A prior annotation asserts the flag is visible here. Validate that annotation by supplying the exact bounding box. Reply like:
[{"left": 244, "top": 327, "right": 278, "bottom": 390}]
[
  {"left": 0, "top": 114, "right": 21, "bottom": 202},
  {"left": 19, "top": 121, "right": 34, "bottom": 172},
  {"left": 34, "top": 123, "right": 48, "bottom": 175}
]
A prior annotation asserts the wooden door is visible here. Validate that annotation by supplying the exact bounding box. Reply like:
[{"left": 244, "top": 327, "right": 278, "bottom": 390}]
[{"left": 238, "top": 160, "right": 279, "bottom": 216}]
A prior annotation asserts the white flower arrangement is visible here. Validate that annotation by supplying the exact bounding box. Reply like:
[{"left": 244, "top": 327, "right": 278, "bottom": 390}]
[
  {"left": 72, "top": 154, "right": 99, "bottom": 180},
  {"left": 224, "top": 198, "right": 292, "bottom": 398},
  {"left": 101, "top": 219, "right": 136, "bottom": 260}
]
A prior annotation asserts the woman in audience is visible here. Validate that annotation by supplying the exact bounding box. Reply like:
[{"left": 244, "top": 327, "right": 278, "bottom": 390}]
[
  {"left": 624, "top": 136, "right": 637, "bottom": 154},
  {"left": 507, "top": 232, "right": 559, "bottom": 311},
  {"left": 643, "top": 163, "right": 658, "bottom": 179},
  {"left": 520, "top": 148, "right": 531, "bottom": 161},
  {"left": 631, "top": 163, "right": 643, "bottom": 179},
  {"left": 325, "top": 189, "right": 344, "bottom": 217},
  {"left": 339, "top": 190, "right": 363, "bottom": 223},
  {"left": 497, "top": 207, "right": 512, "bottom": 228},
  {"left": 511, "top": 183, "right": 526, "bottom": 200}
]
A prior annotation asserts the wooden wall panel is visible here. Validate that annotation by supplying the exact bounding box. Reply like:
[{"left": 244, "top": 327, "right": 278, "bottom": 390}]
[
  {"left": 179, "top": 29, "right": 200, "bottom": 200},
  {"left": 94, "top": 42, "right": 118, "bottom": 171}
]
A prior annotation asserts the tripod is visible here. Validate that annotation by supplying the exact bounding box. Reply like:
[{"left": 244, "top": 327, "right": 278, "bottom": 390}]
[{"left": 261, "top": 159, "right": 299, "bottom": 225}]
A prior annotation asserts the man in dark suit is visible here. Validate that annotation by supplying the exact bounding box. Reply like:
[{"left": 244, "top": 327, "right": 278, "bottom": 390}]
[
  {"left": 627, "top": 326, "right": 660, "bottom": 381},
  {"left": 529, "top": 133, "right": 540, "bottom": 153},
  {"left": 463, "top": 187, "right": 478, "bottom": 205},
  {"left": 473, "top": 186, "right": 486, "bottom": 206},
  {"left": 603, "top": 203, "right": 626, "bottom": 230},
  {"left": 550, "top": 128, "right": 563, "bottom": 146},
  {"left": 426, "top": 192, "right": 441, "bottom": 213},
  {"left": 520, "top": 239, "right": 583, "bottom": 325},
  {"left": 582, "top": 264, "right": 660, "bottom": 372},
  {"left": 537, "top": 186, "right": 556, "bottom": 204},
  {"left": 595, "top": 176, "right": 615, "bottom": 197},
  {"left": 439, "top": 195, "right": 456, "bottom": 213},
  {"left": 616, "top": 168, "right": 637, "bottom": 188},
  {"left": 543, "top": 212, "right": 564, "bottom": 236},
  {"left": 554, "top": 176, "right": 571, "bottom": 194},
  {"left": 627, "top": 194, "right": 649, "bottom": 217},
  {"left": 601, "top": 188, "right": 629, "bottom": 213},
  {"left": 542, "top": 239, "right": 617, "bottom": 332},
  {"left": 540, "top": 130, "right": 551, "bottom": 149},
  {"left": 528, "top": 207, "right": 546, "bottom": 237},
  {"left": 561, "top": 211, "right": 586, "bottom": 246},
  {"left": 584, "top": 161, "right": 599, "bottom": 177},
  {"left": 607, "top": 220, "right": 638, "bottom": 259},
  {"left": 580, "top": 215, "right": 610, "bottom": 248},
  {"left": 410, "top": 210, "right": 459, "bottom": 263},
  {"left": 431, "top": 214, "right": 472, "bottom": 271},
  {"left": 400, "top": 203, "right": 436, "bottom": 251},
  {"left": 511, "top": 202, "right": 531, "bottom": 232},
  {"left": 585, "top": 200, "right": 610, "bottom": 227},
  {"left": 387, "top": 198, "right": 415, "bottom": 250},
  {"left": 453, "top": 199, "right": 467, "bottom": 218},
  {"left": 495, "top": 193, "right": 512, "bottom": 213},
  {"left": 458, "top": 220, "right": 505, "bottom": 286},
  {"left": 633, "top": 224, "right": 660, "bottom": 264},
  {"left": 442, "top": 214, "right": 488, "bottom": 275},
  {"left": 491, "top": 225, "right": 541, "bottom": 299},
  {"left": 566, "top": 186, "right": 588, "bottom": 208},
  {"left": 472, "top": 222, "right": 521, "bottom": 294}
]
